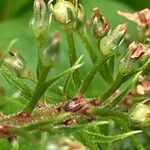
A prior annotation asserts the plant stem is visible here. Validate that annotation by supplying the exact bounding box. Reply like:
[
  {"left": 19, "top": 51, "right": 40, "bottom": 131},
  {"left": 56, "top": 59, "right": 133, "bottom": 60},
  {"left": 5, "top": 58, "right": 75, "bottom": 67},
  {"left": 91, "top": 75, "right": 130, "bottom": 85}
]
[
  {"left": 111, "top": 72, "right": 141, "bottom": 108},
  {"left": 78, "top": 31, "right": 97, "bottom": 62},
  {"left": 100, "top": 73, "right": 123, "bottom": 102},
  {"left": 24, "top": 66, "right": 50, "bottom": 113},
  {"left": 65, "top": 30, "right": 81, "bottom": 88},
  {"left": 36, "top": 37, "right": 46, "bottom": 81},
  {"left": 79, "top": 53, "right": 108, "bottom": 94},
  {"left": 78, "top": 31, "right": 113, "bottom": 84}
]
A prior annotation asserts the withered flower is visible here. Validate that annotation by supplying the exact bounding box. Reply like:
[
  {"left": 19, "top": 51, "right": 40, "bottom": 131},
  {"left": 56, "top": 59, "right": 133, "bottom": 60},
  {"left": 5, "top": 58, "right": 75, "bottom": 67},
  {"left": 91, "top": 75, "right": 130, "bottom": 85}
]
[
  {"left": 129, "top": 42, "right": 145, "bottom": 59},
  {"left": 89, "top": 7, "right": 110, "bottom": 39},
  {"left": 118, "top": 8, "right": 150, "bottom": 27}
]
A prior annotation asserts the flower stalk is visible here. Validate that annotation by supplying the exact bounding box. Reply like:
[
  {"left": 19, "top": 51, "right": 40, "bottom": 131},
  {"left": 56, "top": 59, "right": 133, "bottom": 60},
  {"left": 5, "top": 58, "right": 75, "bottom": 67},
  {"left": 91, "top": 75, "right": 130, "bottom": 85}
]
[
  {"left": 66, "top": 30, "right": 81, "bottom": 88},
  {"left": 79, "top": 52, "right": 108, "bottom": 94}
]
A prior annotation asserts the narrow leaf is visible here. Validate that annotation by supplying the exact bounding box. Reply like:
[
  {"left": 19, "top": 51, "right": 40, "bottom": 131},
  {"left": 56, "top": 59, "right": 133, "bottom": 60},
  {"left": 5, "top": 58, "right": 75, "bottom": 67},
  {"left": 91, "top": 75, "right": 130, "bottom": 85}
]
[
  {"left": 47, "top": 121, "right": 109, "bottom": 134},
  {"left": 82, "top": 130, "right": 142, "bottom": 143},
  {"left": 112, "top": 72, "right": 142, "bottom": 108},
  {"left": 1, "top": 68, "right": 33, "bottom": 100}
]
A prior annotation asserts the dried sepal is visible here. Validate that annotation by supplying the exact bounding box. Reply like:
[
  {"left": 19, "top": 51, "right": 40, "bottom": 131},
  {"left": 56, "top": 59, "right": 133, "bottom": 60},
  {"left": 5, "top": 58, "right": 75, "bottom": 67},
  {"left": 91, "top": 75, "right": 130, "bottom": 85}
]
[
  {"left": 89, "top": 7, "right": 110, "bottom": 39},
  {"left": 63, "top": 96, "right": 87, "bottom": 112},
  {"left": 129, "top": 42, "right": 145, "bottom": 59}
]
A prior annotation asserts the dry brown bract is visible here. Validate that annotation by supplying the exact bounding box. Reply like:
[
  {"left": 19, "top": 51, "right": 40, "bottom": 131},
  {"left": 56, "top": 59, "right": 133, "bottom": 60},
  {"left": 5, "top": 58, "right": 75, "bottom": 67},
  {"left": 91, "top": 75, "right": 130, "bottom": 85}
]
[{"left": 118, "top": 8, "right": 150, "bottom": 27}]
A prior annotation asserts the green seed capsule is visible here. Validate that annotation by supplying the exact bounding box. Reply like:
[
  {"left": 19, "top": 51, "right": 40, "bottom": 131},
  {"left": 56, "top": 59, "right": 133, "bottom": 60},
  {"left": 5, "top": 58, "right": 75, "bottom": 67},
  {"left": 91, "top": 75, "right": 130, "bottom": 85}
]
[{"left": 100, "top": 24, "right": 127, "bottom": 56}]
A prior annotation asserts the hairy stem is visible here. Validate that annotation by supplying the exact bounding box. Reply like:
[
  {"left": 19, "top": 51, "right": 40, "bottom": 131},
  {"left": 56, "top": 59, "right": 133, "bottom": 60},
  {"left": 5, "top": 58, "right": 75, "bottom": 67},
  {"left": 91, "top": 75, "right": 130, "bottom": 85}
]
[
  {"left": 78, "top": 31, "right": 97, "bottom": 62},
  {"left": 79, "top": 53, "right": 109, "bottom": 94},
  {"left": 100, "top": 73, "right": 123, "bottom": 102},
  {"left": 24, "top": 66, "right": 50, "bottom": 113},
  {"left": 78, "top": 31, "right": 113, "bottom": 84},
  {"left": 66, "top": 30, "right": 81, "bottom": 88}
]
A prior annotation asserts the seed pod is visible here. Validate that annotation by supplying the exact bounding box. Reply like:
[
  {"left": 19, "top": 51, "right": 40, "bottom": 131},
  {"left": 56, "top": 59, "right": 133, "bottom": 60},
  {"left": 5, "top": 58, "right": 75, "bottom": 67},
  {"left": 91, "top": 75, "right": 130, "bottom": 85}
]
[
  {"left": 63, "top": 96, "right": 86, "bottom": 112},
  {"left": 40, "top": 32, "right": 60, "bottom": 67},
  {"left": 100, "top": 24, "right": 127, "bottom": 56}
]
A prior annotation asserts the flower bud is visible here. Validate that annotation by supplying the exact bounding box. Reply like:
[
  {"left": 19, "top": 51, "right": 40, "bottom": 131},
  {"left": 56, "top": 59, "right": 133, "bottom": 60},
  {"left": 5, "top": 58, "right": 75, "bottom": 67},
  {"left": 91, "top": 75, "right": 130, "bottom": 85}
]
[
  {"left": 40, "top": 32, "right": 60, "bottom": 67},
  {"left": 100, "top": 24, "right": 127, "bottom": 56},
  {"left": 129, "top": 103, "right": 150, "bottom": 124},
  {"left": 89, "top": 7, "right": 110, "bottom": 39},
  {"left": 30, "top": 0, "right": 48, "bottom": 45},
  {"left": 4, "top": 50, "right": 28, "bottom": 78},
  {"left": 48, "top": 0, "right": 77, "bottom": 29},
  {"left": 48, "top": 0, "right": 85, "bottom": 30}
]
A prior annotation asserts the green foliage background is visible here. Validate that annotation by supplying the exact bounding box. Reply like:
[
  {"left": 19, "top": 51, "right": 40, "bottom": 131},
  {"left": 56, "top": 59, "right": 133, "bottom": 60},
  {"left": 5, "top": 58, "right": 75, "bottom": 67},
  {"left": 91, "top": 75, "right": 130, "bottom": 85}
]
[{"left": 0, "top": 0, "right": 149, "bottom": 149}]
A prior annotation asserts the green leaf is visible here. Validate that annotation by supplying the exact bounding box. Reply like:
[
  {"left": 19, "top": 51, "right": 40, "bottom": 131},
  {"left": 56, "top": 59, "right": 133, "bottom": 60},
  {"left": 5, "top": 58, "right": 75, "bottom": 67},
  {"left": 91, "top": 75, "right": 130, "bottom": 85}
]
[
  {"left": 82, "top": 130, "right": 142, "bottom": 143},
  {"left": 23, "top": 113, "right": 70, "bottom": 131},
  {"left": 1, "top": 68, "right": 33, "bottom": 100},
  {"left": 47, "top": 121, "right": 109, "bottom": 134}
]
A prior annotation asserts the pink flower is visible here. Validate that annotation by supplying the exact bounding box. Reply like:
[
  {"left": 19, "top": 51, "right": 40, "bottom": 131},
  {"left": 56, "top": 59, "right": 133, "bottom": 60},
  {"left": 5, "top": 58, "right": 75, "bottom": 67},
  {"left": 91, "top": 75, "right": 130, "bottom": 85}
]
[
  {"left": 118, "top": 8, "right": 150, "bottom": 27},
  {"left": 129, "top": 42, "right": 145, "bottom": 59}
]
